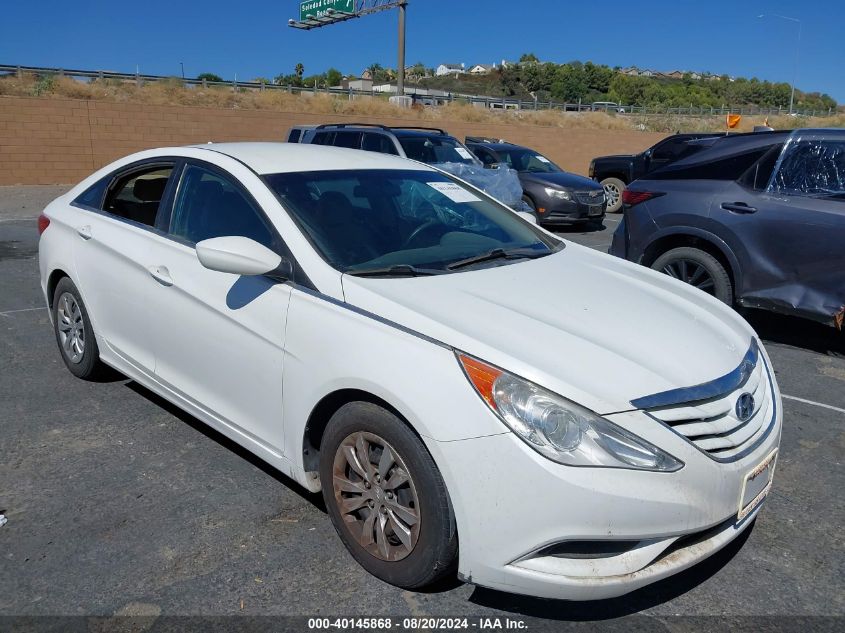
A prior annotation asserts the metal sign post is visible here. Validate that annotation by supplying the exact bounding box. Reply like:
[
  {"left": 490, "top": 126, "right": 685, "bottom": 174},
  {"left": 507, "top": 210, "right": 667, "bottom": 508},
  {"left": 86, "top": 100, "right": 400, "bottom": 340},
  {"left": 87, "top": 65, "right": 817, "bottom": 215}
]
[{"left": 288, "top": 0, "right": 408, "bottom": 96}]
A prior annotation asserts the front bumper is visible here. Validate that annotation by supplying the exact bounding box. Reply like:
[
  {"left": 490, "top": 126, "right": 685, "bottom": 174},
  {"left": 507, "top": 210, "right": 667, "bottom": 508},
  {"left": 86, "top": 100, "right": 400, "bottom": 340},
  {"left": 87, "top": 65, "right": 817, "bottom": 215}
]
[
  {"left": 536, "top": 198, "right": 606, "bottom": 225},
  {"left": 433, "top": 389, "right": 781, "bottom": 600}
]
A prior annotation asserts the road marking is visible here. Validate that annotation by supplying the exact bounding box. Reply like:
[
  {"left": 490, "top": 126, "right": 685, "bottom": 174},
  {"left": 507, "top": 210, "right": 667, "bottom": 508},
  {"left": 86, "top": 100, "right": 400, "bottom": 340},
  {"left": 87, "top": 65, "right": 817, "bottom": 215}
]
[
  {"left": 0, "top": 306, "right": 47, "bottom": 317},
  {"left": 782, "top": 394, "right": 845, "bottom": 415}
]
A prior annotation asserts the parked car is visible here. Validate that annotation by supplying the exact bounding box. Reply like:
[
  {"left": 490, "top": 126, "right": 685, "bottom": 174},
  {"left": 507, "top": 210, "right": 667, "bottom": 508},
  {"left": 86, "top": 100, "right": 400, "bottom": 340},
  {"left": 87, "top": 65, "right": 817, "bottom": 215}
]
[
  {"left": 292, "top": 123, "right": 527, "bottom": 210},
  {"left": 290, "top": 123, "right": 482, "bottom": 165},
  {"left": 39, "top": 142, "right": 782, "bottom": 600},
  {"left": 610, "top": 128, "right": 845, "bottom": 329},
  {"left": 465, "top": 139, "right": 606, "bottom": 227},
  {"left": 590, "top": 133, "right": 723, "bottom": 212},
  {"left": 591, "top": 101, "right": 626, "bottom": 113}
]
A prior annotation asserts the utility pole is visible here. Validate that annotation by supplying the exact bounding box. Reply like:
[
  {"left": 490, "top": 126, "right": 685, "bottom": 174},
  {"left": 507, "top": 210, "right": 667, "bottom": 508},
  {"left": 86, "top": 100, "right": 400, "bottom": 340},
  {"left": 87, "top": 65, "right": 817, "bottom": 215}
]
[
  {"left": 397, "top": 1, "right": 406, "bottom": 96},
  {"left": 757, "top": 14, "right": 802, "bottom": 114}
]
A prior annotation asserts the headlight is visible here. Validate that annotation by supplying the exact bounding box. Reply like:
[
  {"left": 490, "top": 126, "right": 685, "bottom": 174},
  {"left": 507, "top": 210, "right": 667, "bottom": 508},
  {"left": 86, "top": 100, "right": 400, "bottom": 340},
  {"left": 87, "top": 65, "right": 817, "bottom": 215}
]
[
  {"left": 544, "top": 187, "right": 572, "bottom": 201},
  {"left": 457, "top": 354, "right": 683, "bottom": 472}
]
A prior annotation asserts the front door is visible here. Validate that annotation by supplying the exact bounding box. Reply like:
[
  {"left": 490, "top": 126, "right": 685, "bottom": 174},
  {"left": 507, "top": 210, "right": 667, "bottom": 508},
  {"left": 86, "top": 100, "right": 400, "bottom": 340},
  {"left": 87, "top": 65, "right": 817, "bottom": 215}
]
[{"left": 145, "top": 161, "right": 292, "bottom": 453}]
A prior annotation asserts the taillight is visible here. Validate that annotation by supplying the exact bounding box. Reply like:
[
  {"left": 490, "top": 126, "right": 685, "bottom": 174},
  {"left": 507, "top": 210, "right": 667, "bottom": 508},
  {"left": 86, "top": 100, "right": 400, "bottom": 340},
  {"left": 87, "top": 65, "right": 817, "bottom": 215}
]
[
  {"left": 37, "top": 213, "right": 50, "bottom": 235},
  {"left": 622, "top": 190, "right": 660, "bottom": 207}
]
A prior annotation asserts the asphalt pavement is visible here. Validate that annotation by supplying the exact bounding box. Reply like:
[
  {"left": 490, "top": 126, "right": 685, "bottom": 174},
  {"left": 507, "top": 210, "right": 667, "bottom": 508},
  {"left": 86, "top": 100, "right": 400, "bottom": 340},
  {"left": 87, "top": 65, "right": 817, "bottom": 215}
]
[{"left": 1, "top": 185, "right": 843, "bottom": 629}]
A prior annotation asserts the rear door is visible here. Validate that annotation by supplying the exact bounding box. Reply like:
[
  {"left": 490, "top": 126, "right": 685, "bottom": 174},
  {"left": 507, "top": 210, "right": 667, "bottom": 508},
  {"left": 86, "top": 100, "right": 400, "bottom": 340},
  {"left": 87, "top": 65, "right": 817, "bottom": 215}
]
[
  {"left": 71, "top": 161, "right": 178, "bottom": 372},
  {"left": 144, "top": 160, "right": 293, "bottom": 453}
]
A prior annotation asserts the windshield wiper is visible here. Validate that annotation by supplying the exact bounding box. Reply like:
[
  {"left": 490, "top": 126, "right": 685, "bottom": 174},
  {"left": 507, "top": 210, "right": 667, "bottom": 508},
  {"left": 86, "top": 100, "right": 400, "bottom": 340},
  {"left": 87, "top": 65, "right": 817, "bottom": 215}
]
[
  {"left": 346, "top": 264, "right": 443, "bottom": 278},
  {"left": 447, "top": 247, "right": 550, "bottom": 270}
]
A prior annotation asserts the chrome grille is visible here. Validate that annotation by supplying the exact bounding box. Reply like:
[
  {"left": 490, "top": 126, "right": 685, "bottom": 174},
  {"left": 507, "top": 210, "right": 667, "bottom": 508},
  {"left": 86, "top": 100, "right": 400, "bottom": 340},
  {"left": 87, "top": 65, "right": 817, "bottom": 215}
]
[
  {"left": 635, "top": 341, "right": 776, "bottom": 461},
  {"left": 575, "top": 190, "right": 605, "bottom": 205}
]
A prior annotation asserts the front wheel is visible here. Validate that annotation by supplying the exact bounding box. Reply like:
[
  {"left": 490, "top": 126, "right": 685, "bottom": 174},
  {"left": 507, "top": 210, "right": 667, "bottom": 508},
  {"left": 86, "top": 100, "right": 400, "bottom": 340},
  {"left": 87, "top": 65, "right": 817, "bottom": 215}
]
[
  {"left": 319, "top": 402, "right": 458, "bottom": 589},
  {"left": 601, "top": 177, "right": 626, "bottom": 213},
  {"left": 651, "top": 247, "right": 733, "bottom": 305}
]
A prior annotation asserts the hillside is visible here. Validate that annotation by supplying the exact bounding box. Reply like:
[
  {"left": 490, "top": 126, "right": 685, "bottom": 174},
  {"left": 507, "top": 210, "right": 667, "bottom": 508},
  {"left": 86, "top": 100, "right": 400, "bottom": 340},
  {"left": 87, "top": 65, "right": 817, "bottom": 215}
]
[{"left": 418, "top": 60, "right": 837, "bottom": 111}]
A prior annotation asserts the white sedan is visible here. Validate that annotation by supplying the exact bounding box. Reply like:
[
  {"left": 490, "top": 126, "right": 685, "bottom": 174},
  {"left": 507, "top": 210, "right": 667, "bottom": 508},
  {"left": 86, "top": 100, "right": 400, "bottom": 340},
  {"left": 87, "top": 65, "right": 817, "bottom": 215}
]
[{"left": 38, "top": 143, "right": 782, "bottom": 600}]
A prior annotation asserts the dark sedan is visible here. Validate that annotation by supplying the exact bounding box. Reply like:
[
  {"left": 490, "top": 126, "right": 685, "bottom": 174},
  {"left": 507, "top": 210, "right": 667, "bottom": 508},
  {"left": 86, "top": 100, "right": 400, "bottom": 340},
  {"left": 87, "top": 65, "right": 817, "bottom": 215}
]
[
  {"left": 610, "top": 128, "right": 845, "bottom": 329},
  {"left": 466, "top": 140, "right": 606, "bottom": 227}
]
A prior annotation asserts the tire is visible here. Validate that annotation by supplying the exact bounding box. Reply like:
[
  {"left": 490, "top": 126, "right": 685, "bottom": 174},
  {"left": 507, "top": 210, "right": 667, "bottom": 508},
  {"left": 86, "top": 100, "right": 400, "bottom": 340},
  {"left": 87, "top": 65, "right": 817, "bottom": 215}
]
[
  {"left": 601, "top": 177, "right": 626, "bottom": 213},
  {"left": 52, "top": 277, "right": 105, "bottom": 379},
  {"left": 651, "top": 247, "right": 733, "bottom": 305},
  {"left": 521, "top": 195, "right": 537, "bottom": 212},
  {"left": 319, "top": 402, "right": 458, "bottom": 589}
]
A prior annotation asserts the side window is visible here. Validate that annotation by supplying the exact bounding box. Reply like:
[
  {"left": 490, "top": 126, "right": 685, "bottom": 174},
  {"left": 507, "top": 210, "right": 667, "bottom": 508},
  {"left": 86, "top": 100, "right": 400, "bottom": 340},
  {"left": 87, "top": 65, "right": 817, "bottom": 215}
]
[
  {"left": 311, "top": 131, "right": 334, "bottom": 145},
  {"left": 473, "top": 147, "right": 499, "bottom": 166},
  {"left": 772, "top": 139, "right": 845, "bottom": 197},
  {"left": 102, "top": 166, "right": 173, "bottom": 227},
  {"left": 333, "top": 131, "right": 363, "bottom": 149},
  {"left": 74, "top": 177, "right": 110, "bottom": 209},
  {"left": 362, "top": 133, "right": 399, "bottom": 155},
  {"left": 169, "top": 164, "right": 275, "bottom": 249},
  {"left": 739, "top": 144, "right": 784, "bottom": 191},
  {"left": 288, "top": 129, "right": 302, "bottom": 143},
  {"left": 651, "top": 139, "right": 686, "bottom": 161}
]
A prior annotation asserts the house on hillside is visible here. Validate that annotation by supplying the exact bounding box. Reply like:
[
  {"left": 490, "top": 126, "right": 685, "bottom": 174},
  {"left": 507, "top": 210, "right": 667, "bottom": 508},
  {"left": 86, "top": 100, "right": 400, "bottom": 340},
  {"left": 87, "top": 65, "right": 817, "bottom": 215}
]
[
  {"left": 469, "top": 64, "right": 496, "bottom": 74},
  {"left": 436, "top": 63, "right": 465, "bottom": 76},
  {"left": 619, "top": 66, "right": 640, "bottom": 76},
  {"left": 663, "top": 70, "right": 684, "bottom": 80},
  {"left": 360, "top": 69, "right": 373, "bottom": 80}
]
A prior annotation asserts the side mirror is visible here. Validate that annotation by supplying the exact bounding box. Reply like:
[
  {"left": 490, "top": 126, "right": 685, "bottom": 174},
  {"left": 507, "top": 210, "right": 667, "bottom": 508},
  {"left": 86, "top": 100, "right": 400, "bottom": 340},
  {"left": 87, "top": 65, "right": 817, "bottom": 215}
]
[
  {"left": 196, "top": 236, "right": 291, "bottom": 279},
  {"left": 517, "top": 211, "right": 537, "bottom": 224}
]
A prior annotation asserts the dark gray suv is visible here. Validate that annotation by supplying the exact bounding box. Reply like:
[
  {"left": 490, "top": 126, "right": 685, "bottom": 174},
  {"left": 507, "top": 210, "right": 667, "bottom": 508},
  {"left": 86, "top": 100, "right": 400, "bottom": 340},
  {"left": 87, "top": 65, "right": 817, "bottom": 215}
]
[{"left": 610, "top": 129, "right": 845, "bottom": 328}]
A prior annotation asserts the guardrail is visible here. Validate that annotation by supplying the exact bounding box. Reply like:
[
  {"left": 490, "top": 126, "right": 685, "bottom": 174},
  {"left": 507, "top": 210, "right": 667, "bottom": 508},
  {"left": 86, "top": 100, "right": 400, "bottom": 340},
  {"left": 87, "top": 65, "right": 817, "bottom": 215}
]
[{"left": 0, "top": 64, "right": 835, "bottom": 118}]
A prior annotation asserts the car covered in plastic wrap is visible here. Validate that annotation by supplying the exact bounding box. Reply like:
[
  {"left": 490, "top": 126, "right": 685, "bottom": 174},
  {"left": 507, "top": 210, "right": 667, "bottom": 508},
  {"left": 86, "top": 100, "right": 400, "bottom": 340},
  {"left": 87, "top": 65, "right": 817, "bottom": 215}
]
[
  {"left": 610, "top": 128, "right": 845, "bottom": 329},
  {"left": 289, "top": 123, "right": 530, "bottom": 212}
]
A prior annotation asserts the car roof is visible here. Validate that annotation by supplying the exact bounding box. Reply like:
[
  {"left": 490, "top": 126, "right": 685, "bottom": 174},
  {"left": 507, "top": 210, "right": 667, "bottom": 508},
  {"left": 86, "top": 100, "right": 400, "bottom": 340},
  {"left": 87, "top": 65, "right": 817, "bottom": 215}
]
[{"left": 190, "top": 142, "right": 429, "bottom": 175}]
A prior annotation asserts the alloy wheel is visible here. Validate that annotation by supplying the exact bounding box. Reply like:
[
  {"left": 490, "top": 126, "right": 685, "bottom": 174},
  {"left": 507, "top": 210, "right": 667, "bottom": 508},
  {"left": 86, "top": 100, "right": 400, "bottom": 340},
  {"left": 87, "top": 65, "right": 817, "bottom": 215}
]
[
  {"left": 603, "top": 182, "right": 620, "bottom": 209},
  {"left": 56, "top": 292, "right": 85, "bottom": 364},
  {"left": 662, "top": 259, "right": 716, "bottom": 294},
  {"left": 332, "top": 431, "right": 421, "bottom": 562}
]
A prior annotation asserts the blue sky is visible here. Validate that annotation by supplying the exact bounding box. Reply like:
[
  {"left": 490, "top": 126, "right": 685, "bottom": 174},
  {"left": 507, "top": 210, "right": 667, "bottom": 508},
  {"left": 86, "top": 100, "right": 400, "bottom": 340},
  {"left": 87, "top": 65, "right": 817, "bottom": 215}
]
[{"left": 2, "top": 0, "right": 843, "bottom": 101}]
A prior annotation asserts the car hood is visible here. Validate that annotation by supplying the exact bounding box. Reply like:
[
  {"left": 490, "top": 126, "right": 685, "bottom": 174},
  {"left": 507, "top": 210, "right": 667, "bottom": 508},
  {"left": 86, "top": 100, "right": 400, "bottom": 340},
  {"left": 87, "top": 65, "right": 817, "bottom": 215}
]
[
  {"left": 341, "top": 243, "right": 756, "bottom": 415},
  {"left": 521, "top": 171, "right": 601, "bottom": 190}
]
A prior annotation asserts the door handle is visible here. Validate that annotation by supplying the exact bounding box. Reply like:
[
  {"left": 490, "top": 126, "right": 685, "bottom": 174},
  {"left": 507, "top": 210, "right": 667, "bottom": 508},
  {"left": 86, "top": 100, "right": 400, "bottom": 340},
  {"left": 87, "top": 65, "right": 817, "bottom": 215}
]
[
  {"left": 720, "top": 202, "right": 757, "bottom": 214},
  {"left": 76, "top": 225, "right": 92, "bottom": 239},
  {"left": 147, "top": 265, "right": 174, "bottom": 286}
]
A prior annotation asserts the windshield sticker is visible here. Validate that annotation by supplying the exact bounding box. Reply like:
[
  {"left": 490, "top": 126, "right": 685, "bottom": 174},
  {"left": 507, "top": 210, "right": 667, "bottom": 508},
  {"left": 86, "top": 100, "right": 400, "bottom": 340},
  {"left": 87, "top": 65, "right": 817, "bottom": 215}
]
[
  {"left": 536, "top": 155, "right": 551, "bottom": 163},
  {"left": 455, "top": 147, "right": 474, "bottom": 160},
  {"left": 427, "top": 182, "right": 482, "bottom": 203}
]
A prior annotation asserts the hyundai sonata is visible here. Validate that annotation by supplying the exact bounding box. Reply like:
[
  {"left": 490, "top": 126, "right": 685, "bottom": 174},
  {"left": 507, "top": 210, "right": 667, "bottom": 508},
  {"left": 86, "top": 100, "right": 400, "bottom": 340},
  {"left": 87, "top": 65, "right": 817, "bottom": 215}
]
[{"left": 38, "top": 143, "right": 781, "bottom": 600}]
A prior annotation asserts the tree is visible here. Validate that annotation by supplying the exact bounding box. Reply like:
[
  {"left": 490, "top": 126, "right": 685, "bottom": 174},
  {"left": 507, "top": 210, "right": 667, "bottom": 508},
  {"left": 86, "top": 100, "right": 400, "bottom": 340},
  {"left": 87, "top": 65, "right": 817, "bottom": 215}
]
[
  {"left": 196, "top": 72, "right": 223, "bottom": 83},
  {"left": 519, "top": 53, "right": 539, "bottom": 63},
  {"left": 325, "top": 68, "right": 342, "bottom": 87},
  {"left": 295, "top": 63, "right": 305, "bottom": 79}
]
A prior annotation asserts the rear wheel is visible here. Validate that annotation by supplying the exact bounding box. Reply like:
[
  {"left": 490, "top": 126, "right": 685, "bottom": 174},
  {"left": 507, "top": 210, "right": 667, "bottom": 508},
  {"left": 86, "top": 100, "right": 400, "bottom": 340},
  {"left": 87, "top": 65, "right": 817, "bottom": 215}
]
[
  {"left": 651, "top": 247, "right": 732, "bottom": 305},
  {"left": 601, "top": 177, "right": 626, "bottom": 213},
  {"left": 319, "top": 402, "right": 458, "bottom": 589},
  {"left": 52, "top": 277, "right": 106, "bottom": 379}
]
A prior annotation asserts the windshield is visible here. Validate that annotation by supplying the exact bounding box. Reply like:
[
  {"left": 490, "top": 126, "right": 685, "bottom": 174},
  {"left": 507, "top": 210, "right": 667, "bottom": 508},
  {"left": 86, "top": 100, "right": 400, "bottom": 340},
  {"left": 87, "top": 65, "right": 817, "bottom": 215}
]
[
  {"left": 493, "top": 148, "right": 563, "bottom": 174},
  {"left": 398, "top": 136, "right": 479, "bottom": 166},
  {"left": 264, "top": 169, "right": 560, "bottom": 275}
]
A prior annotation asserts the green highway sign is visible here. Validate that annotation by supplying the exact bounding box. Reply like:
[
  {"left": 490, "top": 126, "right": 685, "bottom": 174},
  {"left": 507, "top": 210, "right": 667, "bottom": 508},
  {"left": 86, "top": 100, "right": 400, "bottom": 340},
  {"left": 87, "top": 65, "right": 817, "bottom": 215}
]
[{"left": 299, "top": 0, "right": 355, "bottom": 21}]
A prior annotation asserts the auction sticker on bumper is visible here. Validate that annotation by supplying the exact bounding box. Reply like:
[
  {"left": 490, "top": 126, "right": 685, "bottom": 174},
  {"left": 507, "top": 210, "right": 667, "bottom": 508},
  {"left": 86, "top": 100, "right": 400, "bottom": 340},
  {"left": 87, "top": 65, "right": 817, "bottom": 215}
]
[{"left": 738, "top": 448, "right": 777, "bottom": 521}]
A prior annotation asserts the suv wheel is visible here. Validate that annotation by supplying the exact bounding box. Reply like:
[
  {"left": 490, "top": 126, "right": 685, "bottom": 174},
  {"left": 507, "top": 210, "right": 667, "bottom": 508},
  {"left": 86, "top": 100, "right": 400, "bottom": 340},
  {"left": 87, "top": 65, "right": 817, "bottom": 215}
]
[
  {"left": 319, "top": 402, "right": 458, "bottom": 589},
  {"left": 651, "top": 247, "right": 732, "bottom": 305},
  {"left": 601, "top": 177, "right": 626, "bottom": 213}
]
